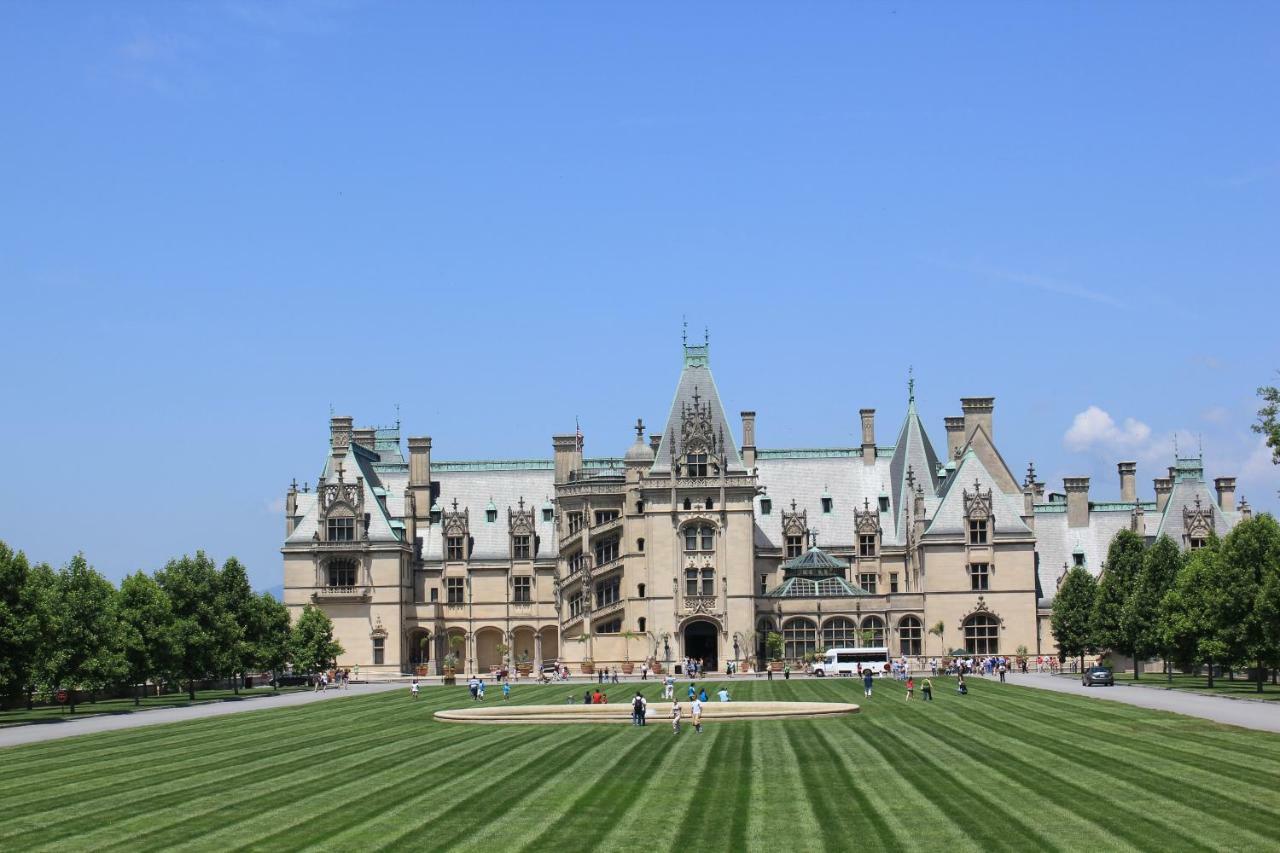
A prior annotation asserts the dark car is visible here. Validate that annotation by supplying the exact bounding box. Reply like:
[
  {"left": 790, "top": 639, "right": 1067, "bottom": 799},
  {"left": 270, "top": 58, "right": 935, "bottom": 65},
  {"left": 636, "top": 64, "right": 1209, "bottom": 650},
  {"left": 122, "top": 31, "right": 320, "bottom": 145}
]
[{"left": 1082, "top": 666, "right": 1114, "bottom": 687}]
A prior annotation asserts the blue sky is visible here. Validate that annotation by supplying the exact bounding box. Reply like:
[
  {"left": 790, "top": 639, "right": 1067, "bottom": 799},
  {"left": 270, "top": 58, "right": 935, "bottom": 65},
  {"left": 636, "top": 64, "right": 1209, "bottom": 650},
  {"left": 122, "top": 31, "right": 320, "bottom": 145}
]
[{"left": 2, "top": 3, "right": 1277, "bottom": 590}]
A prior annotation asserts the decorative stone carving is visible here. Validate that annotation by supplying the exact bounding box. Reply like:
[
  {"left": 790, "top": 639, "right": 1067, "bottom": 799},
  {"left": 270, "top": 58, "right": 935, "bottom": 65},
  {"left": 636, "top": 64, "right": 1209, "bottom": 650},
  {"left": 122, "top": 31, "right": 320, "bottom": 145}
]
[
  {"left": 855, "top": 497, "right": 880, "bottom": 535},
  {"left": 1183, "top": 494, "right": 1213, "bottom": 538},
  {"left": 685, "top": 596, "right": 717, "bottom": 615},
  {"left": 781, "top": 500, "right": 808, "bottom": 537},
  {"left": 962, "top": 479, "right": 993, "bottom": 521},
  {"left": 509, "top": 497, "right": 535, "bottom": 538},
  {"left": 443, "top": 499, "right": 470, "bottom": 538}
]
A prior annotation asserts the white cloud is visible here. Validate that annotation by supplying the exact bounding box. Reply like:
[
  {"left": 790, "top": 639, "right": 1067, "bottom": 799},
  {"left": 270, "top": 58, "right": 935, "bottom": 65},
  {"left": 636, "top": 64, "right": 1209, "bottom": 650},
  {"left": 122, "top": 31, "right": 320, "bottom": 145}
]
[
  {"left": 1064, "top": 406, "right": 1153, "bottom": 454},
  {"left": 265, "top": 496, "right": 286, "bottom": 515},
  {"left": 1201, "top": 406, "right": 1231, "bottom": 425}
]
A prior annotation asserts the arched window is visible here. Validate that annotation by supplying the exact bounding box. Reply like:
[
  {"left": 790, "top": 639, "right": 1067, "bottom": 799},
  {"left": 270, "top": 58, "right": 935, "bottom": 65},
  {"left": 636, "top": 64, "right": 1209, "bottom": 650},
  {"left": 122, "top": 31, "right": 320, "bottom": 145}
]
[
  {"left": 859, "top": 616, "right": 885, "bottom": 647},
  {"left": 638, "top": 617, "right": 646, "bottom": 633},
  {"left": 898, "top": 616, "right": 922, "bottom": 656},
  {"left": 782, "top": 618, "right": 817, "bottom": 660},
  {"left": 684, "top": 525, "right": 714, "bottom": 552},
  {"left": 637, "top": 537, "right": 645, "bottom": 552},
  {"left": 683, "top": 498, "right": 692, "bottom": 511},
  {"left": 705, "top": 497, "right": 714, "bottom": 510},
  {"left": 637, "top": 583, "right": 646, "bottom": 599},
  {"left": 636, "top": 500, "right": 645, "bottom": 513},
  {"left": 822, "top": 617, "right": 856, "bottom": 650},
  {"left": 964, "top": 614, "right": 1000, "bottom": 655}
]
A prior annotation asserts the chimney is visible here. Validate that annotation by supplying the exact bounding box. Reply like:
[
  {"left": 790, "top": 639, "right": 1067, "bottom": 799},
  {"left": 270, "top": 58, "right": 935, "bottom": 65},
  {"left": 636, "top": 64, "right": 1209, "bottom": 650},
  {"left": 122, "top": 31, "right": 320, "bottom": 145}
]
[
  {"left": 649, "top": 433, "right": 662, "bottom": 455},
  {"left": 1064, "top": 477, "right": 1090, "bottom": 528},
  {"left": 960, "top": 397, "right": 994, "bottom": 442},
  {"left": 860, "top": 408, "right": 876, "bottom": 466},
  {"left": 408, "top": 436, "right": 432, "bottom": 521},
  {"left": 352, "top": 427, "right": 376, "bottom": 450},
  {"left": 1154, "top": 478, "right": 1173, "bottom": 512},
  {"left": 913, "top": 486, "right": 927, "bottom": 542},
  {"left": 1118, "top": 461, "right": 1137, "bottom": 503},
  {"left": 1214, "top": 477, "right": 1236, "bottom": 512},
  {"left": 553, "top": 434, "right": 582, "bottom": 484},
  {"left": 330, "top": 415, "right": 353, "bottom": 452},
  {"left": 740, "top": 411, "right": 757, "bottom": 469},
  {"left": 1240, "top": 497, "right": 1252, "bottom": 520},
  {"left": 285, "top": 480, "right": 298, "bottom": 537},
  {"left": 944, "top": 417, "right": 966, "bottom": 460}
]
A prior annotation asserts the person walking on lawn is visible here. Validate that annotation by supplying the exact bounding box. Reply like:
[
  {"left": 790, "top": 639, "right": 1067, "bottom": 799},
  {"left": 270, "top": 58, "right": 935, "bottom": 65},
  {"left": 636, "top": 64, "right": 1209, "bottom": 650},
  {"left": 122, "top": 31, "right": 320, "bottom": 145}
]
[
  {"left": 671, "top": 700, "right": 682, "bottom": 734},
  {"left": 921, "top": 678, "right": 933, "bottom": 701},
  {"left": 863, "top": 668, "right": 874, "bottom": 698},
  {"left": 905, "top": 676, "right": 915, "bottom": 701}
]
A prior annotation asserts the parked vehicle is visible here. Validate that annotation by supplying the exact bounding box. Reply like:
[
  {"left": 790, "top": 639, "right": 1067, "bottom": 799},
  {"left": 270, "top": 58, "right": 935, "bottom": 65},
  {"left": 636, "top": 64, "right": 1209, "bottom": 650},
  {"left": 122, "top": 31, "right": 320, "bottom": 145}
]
[
  {"left": 812, "top": 647, "right": 890, "bottom": 677},
  {"left": 1082, "top": 665, "right": 1114, "bottom": 687}
]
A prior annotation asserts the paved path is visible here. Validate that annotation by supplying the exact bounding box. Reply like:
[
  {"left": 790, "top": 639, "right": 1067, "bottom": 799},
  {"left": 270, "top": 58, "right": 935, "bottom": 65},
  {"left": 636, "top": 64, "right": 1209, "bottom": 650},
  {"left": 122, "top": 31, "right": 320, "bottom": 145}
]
[
  {"left": 1012, "top": 672, "right": 1280, "bottom": 733},
  {"left": 0, "top": 682, "right": 403, "bottom": 750}
]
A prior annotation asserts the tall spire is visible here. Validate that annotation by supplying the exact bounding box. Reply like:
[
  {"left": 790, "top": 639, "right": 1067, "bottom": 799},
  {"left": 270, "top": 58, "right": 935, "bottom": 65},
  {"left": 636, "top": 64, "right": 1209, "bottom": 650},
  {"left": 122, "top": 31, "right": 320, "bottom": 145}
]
[{"left": 908, "top": 365, "right": 915, "bottom": 404}]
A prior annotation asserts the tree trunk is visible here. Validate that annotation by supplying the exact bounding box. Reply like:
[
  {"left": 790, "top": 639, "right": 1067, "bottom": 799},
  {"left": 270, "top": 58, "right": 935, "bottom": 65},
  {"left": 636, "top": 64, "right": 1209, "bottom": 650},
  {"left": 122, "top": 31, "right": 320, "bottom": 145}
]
[
  {"left": 233, "top": 671, "right": 239, "bottom": 695},
  {"left": 1166, "top": 655, "right": 1172, "bottom": 684},
  {"left": 188, "top": 680, "right": 196, "bottom": 701},
  {"left": 1133, "top": 651, "right": 1140, "bottom": 680},
  {"left": 1259, "top": 659, "right": 1265, "bottom": 694},
  {"left": 134, "top": 681, "right": 141, "bottom": 706},
  {"left": 1207, "top": 658, "right": 1215, "bottom": 689}
]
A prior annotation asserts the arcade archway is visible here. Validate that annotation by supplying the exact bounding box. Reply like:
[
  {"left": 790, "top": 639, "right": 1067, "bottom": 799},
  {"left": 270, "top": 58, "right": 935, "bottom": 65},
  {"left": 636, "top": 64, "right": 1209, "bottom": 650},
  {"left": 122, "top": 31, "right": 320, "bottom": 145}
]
[{"left": 684, "top": 620, "right": 719, "bottom": 672}]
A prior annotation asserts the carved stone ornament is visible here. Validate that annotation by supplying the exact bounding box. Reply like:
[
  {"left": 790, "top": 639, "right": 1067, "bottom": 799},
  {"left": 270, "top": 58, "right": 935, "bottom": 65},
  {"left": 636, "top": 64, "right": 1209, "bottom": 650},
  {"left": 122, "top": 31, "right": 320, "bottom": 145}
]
[
  {"left": 1183, "top": 494, "right": 1213, "bottom": 538},
  {"left": 370, "top": 615, "right": 387, "bottom": 639},
  {"left": 962, "top": 479, "right": 993, "bottom": 521},
  {"left": 855, "top": 497, "right": 880, "bottom": 535},
  {"left": 679, "top": 386, "right": 718, "bottom": 457},
  {"left": 958, "top": 595, "right": 1004, "bottom": 628},
  {"left": 443, "top": 500, "right": 470, "bottom": 537},
  {"left": 685, "top": 596, "right": 717, "bottom": 615},
  {"left": 509, "top": 498, "right": 535, "bottom": 538},
  {"left": 782, "top": 501, "right": 808, "bottom": 537}
]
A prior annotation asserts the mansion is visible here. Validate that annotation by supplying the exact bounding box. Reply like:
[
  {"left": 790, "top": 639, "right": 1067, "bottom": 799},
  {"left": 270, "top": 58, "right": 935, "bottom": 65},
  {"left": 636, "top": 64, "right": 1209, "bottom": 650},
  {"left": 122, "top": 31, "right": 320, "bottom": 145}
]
[{"left": 281, "top": 340, "right": 1250, "bottom": 676}]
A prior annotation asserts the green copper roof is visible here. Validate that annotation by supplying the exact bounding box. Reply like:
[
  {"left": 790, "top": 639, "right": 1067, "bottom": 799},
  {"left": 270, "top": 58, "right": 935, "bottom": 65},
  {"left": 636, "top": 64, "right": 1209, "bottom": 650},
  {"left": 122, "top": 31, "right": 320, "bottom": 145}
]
[
  {"left": 765, "top": 575, "right": 870, "bottom": 598},
  {"left": 782, "top": 546, "right": 850, "bottom": 578}
]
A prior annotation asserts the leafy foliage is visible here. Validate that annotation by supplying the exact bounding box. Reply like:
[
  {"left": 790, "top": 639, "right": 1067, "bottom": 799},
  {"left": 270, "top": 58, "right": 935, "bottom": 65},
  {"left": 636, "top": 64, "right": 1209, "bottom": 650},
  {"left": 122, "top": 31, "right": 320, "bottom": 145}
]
[
  {"left": 1092, "top": 529, "right": 1145, "bottom": 663},
  {"left": 1052, "top": 565, "right": 1097, "bottom": 668},
  {"left": 1254, "top": 381, "right": 1280, "bottom": 468},
  {"left": 290, "top": 605, "right": 343, "bottom": 673},
  {"left": 1123, "top": 536, "right": 1183, "bottom": 665}
]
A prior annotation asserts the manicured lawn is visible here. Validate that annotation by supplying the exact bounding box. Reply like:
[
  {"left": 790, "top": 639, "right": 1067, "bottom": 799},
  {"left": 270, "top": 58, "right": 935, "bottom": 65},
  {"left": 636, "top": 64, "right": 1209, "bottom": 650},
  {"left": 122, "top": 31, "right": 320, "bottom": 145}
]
[
  {"left": 1107, "top": 672, "right": 1280, "bottom": 702},
  {"left": 3, "top": 677, "right": 1279, "bottom": 852},
  {"left": 0, "top": 687, "right": 308, "bottom": 728}
]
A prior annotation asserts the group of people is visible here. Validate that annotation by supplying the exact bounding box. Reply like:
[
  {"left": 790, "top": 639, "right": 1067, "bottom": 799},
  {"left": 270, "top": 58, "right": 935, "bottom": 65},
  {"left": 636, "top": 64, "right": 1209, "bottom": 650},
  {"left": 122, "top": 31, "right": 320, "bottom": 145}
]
[{"left": 314, "top": 668, "right": 352, "bottom": 691}]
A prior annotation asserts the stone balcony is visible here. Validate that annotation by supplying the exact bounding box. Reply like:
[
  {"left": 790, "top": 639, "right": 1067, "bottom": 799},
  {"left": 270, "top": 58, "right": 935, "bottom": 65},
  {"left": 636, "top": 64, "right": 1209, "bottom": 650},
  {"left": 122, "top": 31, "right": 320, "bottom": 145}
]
[{"left": 311, "top": 585, "right": 372, "bottom": 603}]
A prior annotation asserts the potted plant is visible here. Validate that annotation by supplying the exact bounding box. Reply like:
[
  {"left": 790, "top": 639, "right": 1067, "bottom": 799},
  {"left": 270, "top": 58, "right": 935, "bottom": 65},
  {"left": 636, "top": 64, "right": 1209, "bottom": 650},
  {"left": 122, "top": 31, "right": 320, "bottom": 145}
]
[
  {"left": 928, "top": 621, "right": 945, "bottom": 654},
  {"left": 516, "top": 652, "right": 532, "bottom": 677},
  {"left": 620, "top": 630, "right": 637, "bottom": 674},
  {"left": 766, "top": 631, "right": 784, "bottom": 671},
  {"left": 495, "top": 642, "right": 510, "bottom": 674},
  {"left": 442, "top": 653, "right": 459, "bottom": 685},
  {"left": 575, "top": 632, "right": 594, "bottom": 674},
  {"left": 416, "top": 635, "right": 430, "bottom": 677}
]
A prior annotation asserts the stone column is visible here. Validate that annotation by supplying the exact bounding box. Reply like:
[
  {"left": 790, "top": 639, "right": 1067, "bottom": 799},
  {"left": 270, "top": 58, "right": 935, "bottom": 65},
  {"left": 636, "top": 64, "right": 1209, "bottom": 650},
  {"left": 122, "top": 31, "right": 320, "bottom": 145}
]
[{"left": 534, "top": 631, "right": 543, "bottom": 672}]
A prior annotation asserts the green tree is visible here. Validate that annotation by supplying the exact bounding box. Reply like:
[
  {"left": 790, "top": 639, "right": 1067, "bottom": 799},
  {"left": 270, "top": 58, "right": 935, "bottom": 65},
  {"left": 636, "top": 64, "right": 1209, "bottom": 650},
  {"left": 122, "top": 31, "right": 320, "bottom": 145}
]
[
  {"left": 291, "top": 605, "right": 343, "bottom": 674},
  {"left": 1123, "top": 536, "right": 1183, "bottom": 683},
  {"left": 44, "top": 555, "right": 125, "bottom": 712},
  {"left": 118, "top": 571, "right": 174, "bottom": 705},
  {"left": 217, "top": 558, "right": 254, "bottom": 694},
  {"left": 248, "top": 593, "right": 292, "bottom": 690},
  {"left": 1217, "top": 514, "right": 1280, "bottom": 693},
  {"left": 1052, "top": 565, "right": 1097, "bottom": 673},
  {"left": 20, "top": 562, "right": 58, "bottom": 709},
  {"left": 1092, "top": 529, "right": 1146, "bottom": 677},
  {"left": 156, "top": 552, "right": 224, "bottom": 700},
  {"left": 1159, "top": 539, "right": 1229, "bottom": 687},
  {"left": 0, "top": 543, "right": 40, "bottom": 709},
  {"left": 1254, "top": 380, "right": 1280, "bottom": 469}
]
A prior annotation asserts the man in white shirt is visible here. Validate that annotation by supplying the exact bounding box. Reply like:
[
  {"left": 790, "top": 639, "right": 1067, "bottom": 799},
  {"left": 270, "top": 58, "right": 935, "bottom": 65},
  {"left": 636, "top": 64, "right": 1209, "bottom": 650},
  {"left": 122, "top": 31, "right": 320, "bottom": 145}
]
[{"left": 691, "top": 697, "right": 704, "bottom": 734}]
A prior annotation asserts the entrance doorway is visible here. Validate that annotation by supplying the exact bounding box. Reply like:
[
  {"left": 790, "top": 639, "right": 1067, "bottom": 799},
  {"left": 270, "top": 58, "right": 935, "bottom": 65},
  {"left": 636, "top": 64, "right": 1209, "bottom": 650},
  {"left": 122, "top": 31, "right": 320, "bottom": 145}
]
[{"left": 683, "top": 620, "right": 719, "bottom": 673}]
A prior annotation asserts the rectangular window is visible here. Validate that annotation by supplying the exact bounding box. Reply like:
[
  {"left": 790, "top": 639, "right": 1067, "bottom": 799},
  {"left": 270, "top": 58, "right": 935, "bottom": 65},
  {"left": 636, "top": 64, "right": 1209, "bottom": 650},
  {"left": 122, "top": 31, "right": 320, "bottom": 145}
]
[
  {"left": 686, "top": 453, "right": 708, "bottom": 477},
  {"left": 372, "top": 637, "right": 385, "bottom": 666},
  {"left": 760, "top": 498, "right": 772, "bottom": 515},
  {"left": 327, "top": 517, "right": 355, "bottom": 541},
  {"left": 879, "top": 495, "right": 890, "bottom": 513},
  {"left": 430, "top": 587, "right": 438, "bottom": 602},
  {"left": 569, "top": 592, "right": 583, "bottom": 617},
  {"left": 513, "top": 535, "right": 530, "bottom": 560},
  {"left": 568, "top": 551, "right": 587, "bottom": 574},
  {"left": 595, "top": 578, "right": 620, "bottom": 607},
  {"left": 594, "top": 537, "right": 619, "bottom": 566},
  {"left": 446, "top": 577, "right": 465, "bottom": 604},
  {"left": 567, "top": 512, "right": 583, "bottom": 534},
  {"left": 327, "top": 562, "right": 357, "bottom": 587},
  {"left": 785, "top": 535, "right": 804, "bottom": 559},
  {"left": 890, "top": 573, "right": 899, "bottom": 594},
  {"left": 485, "top": 508, "right": 497, "bottom": 523},
  {"left": 542, "top": 507, "right": 554, "bottom": 522},
  {"left": 685, "top": 568, "right": 699, "bottom": 597},
  {"left": 513, "top": 576, "right": 532, "bottom": 603},
  {"left": 859, "top": 573, "right": 878, "bottom": 595},
  {"left": 701, "top": 569, "right": 715, "bottom": 597},
  {"left": 1189, "top": 538, "right": 1206, "bottom": 551},
  {"left": 970, "top": 563, "right": 990, "bottom": 591},
  {"left": 595, "top": 617, "right": 622, "bottom": 634},
  {"left": 446, "top": 536, "right": 466, "bottom": 561},
  {"left": 594, "top": 510, "right": 619, "bottom": 526},
  {"left": 760, "top": 575, "right": 768, "bottom": 595},
  {"left": 859, "top": 534, "right": 877, "bottom": 558},
  {"left": 969, "top": 519, "right": 988, "bottom": 545},
  {"left": 821, "top": 497, "right": 833, "bottom": 513}
]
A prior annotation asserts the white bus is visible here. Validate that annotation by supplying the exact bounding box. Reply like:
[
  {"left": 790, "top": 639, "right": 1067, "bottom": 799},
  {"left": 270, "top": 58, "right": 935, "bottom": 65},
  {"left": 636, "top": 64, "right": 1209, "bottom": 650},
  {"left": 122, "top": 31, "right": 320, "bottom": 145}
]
[{"left": 812, "top": 647, "right": 890, "bottom": 677}]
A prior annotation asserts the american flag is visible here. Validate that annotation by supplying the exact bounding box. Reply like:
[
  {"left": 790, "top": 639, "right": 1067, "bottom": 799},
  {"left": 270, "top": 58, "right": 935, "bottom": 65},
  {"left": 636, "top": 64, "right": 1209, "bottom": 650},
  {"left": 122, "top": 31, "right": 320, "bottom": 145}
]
[{"left": 575, "top": 417, "right": 583, "bottom": 450}]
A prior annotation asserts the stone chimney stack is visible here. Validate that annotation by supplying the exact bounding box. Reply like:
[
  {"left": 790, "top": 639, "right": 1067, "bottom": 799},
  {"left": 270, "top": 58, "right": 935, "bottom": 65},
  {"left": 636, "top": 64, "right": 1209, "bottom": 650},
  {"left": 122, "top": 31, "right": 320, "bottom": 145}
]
[
  {"left": 330, "top": 415, "right": 353, "bottom": 454},
  {"left": 285, "top": 480, "right": 298, "bottom": 537},
  {"left": 741, "top": 411, "right": 757, "bottom": 469},
  {"left": 1118, "top": 461, "right": 1137, "bottom": 503},
  {"left": 553, "top": 434, "right": 582, "bottom": 484},
  {"left": 913, "top": 486, "right": 927, "bottom": 542},
  {"left": 408, "top": 436, "right": 432, "bottom": 521},
  {"left": 1214, "top": 477, "right": 1236, "bottom": 513},
  {"left": 860, "top": 409, "right": 876, "bottom": 466},
  {"left": 352, "top": 427, "right": 376, "bottom": 450},
  {"left": 649, "top": 434, "right": 662, "bottom": 455},
  {"left": 944, "top": 417, "right": 966, "bottom": 460},
  {"left": 1064, "top": 477, "right": 1091, "bottom": 528},
  {"left": 960, "top": 397, "right": 994, "bottom": 442},
  {"left": 1154, "top": 478, "right": 1173, "bottom": 512},
  {"left": 1240, "top": 497, "right": 1253, "bottom": 520}
]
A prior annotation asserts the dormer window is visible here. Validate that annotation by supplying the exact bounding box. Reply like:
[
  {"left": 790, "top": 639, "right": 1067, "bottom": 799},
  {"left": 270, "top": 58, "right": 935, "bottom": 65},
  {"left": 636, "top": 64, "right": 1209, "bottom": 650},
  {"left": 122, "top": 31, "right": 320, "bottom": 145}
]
[
  {"left": 513, "top": 535, "right": 531, "bottom": 559},
  {"left": 430, "top": 505, "right": 442, "bottom": 524},
  {"left": 542, "top": 507, "right": 554, "bottom": 523},
  {"left": 760, "top": 498, "right": 772, "bottom": 515},
  {"left": 969, "top": 519, "right": 988, "bottom": 545},
  {"left": 1073, "top": 552, "right": 1085, "bottom": 567},
  {"left": 327, "top": 517, "right": 355, "bottom": 541},
  {"left": 686, "top": 453, "right": 708, "bottom": 477},
  {"left": 485, "top": 508, "right": 497, "bottom": 523},
  {"left": 821, "top": 497, "right": 833, "bottom": 514},
  {"left": 859, "top": 534, "right": 877, "bottom": 558},
  {"left": 1189, "top": 537, "right": 1206, "bottom": 550},
  {"left": 446, "top": 536, "right": 465, "bottom": 561},
  {"left": 879, "top": 496, "right": 890, "bottom": 513},
  {"left": 785, "top": 534, "right": 804, "bottom": 559}
]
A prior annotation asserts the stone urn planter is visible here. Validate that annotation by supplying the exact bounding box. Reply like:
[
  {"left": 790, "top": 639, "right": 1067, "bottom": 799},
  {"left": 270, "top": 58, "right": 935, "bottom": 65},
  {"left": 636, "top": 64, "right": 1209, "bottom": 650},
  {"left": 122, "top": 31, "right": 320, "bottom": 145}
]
[
  {"left": 516, "top": 662, "right": 533, "bottom": 677},
  {"left": 621, "top": 662, "right": 635, "bottom": 675},
  {"left": 580, "top": 660, "right": 595, "bottom": 675},
  {"left": 769, "top": 660, "right": 784, "bottom": 672}
]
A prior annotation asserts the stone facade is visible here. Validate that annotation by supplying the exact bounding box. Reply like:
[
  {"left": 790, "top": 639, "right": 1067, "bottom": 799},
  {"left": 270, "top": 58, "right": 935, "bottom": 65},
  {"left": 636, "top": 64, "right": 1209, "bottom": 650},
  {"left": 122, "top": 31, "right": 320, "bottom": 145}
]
[{"left": 281, "top": 340, "right": 1247, "bottom": 676}]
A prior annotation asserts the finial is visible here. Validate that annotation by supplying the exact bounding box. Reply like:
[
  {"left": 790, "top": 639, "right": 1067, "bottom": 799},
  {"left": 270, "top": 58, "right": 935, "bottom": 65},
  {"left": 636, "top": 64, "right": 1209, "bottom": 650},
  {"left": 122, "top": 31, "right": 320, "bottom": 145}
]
[
  {"left": 451, "top": 497, "right": 459, "bottom": 511},
  {"left": 704, "top": 326, "right": 709, "bottom": 346},
  {"left": 635, "top": 418, "right": 645, "bottom": 438},
  {"left": 682, "top": 317, "right": 688, "bottom": 346},
  {"left": 518, "top": 496, "right": 525, "bottom": 510},
  {"left": 908, "top": 365, "right": 915, "bottom": 402},
  {"left": 303, "top": 481, "right": 309, "bottom": 493},
  {"left": 863, "top": 497, "right": 870, "bottom": 511},
  {"left": 290, "top": 478, "right": 297, "bottom": 492},
  {"left": 1024, "top": 461, "right": 1037, "bottom": 487},
  {"left": 395, "top": 402, "right": 400, "bottom": 429},
  {"left": 330, "top": 403, "right": 335, "bottom": 417},
  {"left": 1173, "top": 434, "right": 1179, "bottom": 457},
  {"left": 790, "top": 498, "right": 797, "bottom": 512},
  {"left": 906, "top": 465, "right": 916, "bottom": 488},
  {"left": 692, "top": 386, "right": 700, "bottom": 407}
]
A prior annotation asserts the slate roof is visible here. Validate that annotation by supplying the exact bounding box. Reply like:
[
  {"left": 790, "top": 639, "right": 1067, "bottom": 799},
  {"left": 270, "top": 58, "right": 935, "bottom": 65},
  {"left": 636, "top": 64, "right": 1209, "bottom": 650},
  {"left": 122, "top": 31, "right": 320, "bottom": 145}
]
[
  {"left": 924, "top": 449, "right": 1031, "bottom": 537},
  {"left": 887, "top": 396, "right": 942, "bottom": 543},
  {"left": 288, "top": 442, "right": 401, "bottom": 544},
  {"left": 754, "top": 454, "right": 895, "bottom": 548},
  {"left": 1032, "top": 509, "right": 1136, "bottom": 603},
  {"left": 419, "top": 466, "right": 559, "bottom": 562},
  {"left": 651, "top": 343, "right": 744, "bottom": 472}
]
